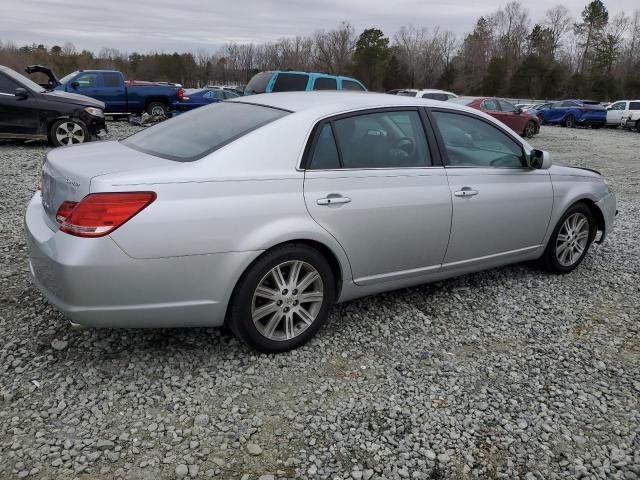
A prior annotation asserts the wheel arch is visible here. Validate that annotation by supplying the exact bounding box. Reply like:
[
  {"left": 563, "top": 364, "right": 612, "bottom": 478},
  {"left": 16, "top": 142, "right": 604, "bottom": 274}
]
[{"left": 144, "top": 96, "right": 169, "bottom": 108}]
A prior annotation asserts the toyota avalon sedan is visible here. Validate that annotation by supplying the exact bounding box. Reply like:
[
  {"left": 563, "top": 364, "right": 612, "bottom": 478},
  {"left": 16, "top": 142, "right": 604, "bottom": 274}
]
[{"left": 25, "top": 92, "right": 617, "bottom": 353}]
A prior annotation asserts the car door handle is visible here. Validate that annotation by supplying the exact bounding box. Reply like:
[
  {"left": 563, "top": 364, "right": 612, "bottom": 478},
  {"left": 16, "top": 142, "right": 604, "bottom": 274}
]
[
  {"left": 317, "top": 196, "right": 351, "bottom": 205},
  {"left": 454, "top": 188, "right": 478, "bottom": 197}
]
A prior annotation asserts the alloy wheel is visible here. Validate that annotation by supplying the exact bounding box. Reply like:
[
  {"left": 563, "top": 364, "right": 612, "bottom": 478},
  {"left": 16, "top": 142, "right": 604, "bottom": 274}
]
[
  {"left": 556, "top": 212, "right": 590, "bottom": 267},
  {"left": 525, "top": 121, "right": 536, "bottom": 138},
  {"left": 55, "top": 122, "right": 85, "bottom": 145},
  {"left": 251, "top": 260, "right": 324, "bottom": 341}
]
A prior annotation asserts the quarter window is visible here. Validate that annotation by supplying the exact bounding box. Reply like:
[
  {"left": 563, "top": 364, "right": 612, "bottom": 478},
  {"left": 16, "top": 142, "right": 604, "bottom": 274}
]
[
  {"left": 272, "top": 73, "right": 309, "bottom": 92},
  {"left": 313, "top": 77, "right": 338, "bottom": 90},
  {"left": 433, "top": 111, "right": 525, "bottom": 168},
  {"left": 0, "top": 73, "right": 18, "bottom": 94},
  {"left": 309, "top": 124, "right": 341, "bottom": 169}
]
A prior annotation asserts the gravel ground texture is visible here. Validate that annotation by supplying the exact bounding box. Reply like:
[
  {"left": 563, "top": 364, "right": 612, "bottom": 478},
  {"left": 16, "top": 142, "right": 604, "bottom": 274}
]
[{"left": 0, "top": 121, "right": 639, "bottom": 480}]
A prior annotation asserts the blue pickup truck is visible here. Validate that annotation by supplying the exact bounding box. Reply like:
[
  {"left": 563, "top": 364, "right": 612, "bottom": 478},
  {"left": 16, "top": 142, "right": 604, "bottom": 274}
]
[{"left": 45, "top": 68, "right": 183, "bottom": 116}]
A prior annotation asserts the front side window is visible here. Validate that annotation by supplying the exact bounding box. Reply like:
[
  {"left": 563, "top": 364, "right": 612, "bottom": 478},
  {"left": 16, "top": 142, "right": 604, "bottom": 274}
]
[
  {"left": 122, "top": 102, "right": 288, "bottom": 161},
  {"left": 433, "top": 111, "right": 525, "bottom": 168},
  {"left": 342, "top": 80, "right": 366, "bottom": 91},
  {"left": 313, "top": 77, "right": 337, "bottom": 90},
  {"left": 74, "top": 73, "right": 98, "bottom": 88},
  {"left": 482, "top": 99, "right": 499, "bottom": 110},
  {"left": 422, "top": 93, "right": 447, "bottom": 101},
  {"left": 309, "top": 110, "right": 430, "bottom": 169},
  {"left": 499, "top": 100, "right": 517, "bottom": 112},
  {"left": 0, "top": 73, "right": 18, "bottom": 94},
  {"left": 272, "top": 73, "right": 309, "bottom": 92}
]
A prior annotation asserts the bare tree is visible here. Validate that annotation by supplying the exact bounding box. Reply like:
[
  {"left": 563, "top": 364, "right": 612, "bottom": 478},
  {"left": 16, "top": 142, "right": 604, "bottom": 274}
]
[{"left": 544, "top": 5, "right": 573, "bottom": 57}]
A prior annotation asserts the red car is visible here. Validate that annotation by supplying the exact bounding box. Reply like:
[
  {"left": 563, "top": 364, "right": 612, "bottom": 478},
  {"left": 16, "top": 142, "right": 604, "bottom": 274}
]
[{"left": 449, "top": 97, "right": 540, "bottom": 138}]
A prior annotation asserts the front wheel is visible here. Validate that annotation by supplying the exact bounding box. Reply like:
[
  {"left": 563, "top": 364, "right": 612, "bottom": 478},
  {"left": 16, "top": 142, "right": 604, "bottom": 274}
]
[
  {"left": 228, "top": 244, "right": 335, "bottom": 353},
  {"left": 523, "top": 121, "right": 537, "bottom": 138},
  {"left": 538, "top": 114, "right": 546, "bottom": 125},
  {"left": 540, "top": 203, "right": 595, "bottom": 274},
  {"left": 50, "top": 119, "right": 90, "bottom": 147}
]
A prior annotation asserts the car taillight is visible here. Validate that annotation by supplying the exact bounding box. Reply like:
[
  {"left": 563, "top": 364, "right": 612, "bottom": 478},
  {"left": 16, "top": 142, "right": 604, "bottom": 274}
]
[
  {"left": 56, "top": 201, "right": 78, "bottom": 223},
  {"left": 178, "top": 88, "right": 184, "bottom": 101},
  {"left": 58, "top": 192, "right": 156, "bottom": 238}
]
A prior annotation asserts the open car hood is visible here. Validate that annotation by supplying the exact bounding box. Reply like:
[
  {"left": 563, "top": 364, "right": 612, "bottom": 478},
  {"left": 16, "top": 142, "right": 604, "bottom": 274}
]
[{"left": 25, "top": 64, "right": 60, "bottom": 88}]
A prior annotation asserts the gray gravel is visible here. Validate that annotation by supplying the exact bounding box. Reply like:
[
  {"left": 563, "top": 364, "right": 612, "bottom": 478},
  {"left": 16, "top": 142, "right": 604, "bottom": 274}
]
[{"left": 1, "top": 122, "right": 639, "bottom": 479}]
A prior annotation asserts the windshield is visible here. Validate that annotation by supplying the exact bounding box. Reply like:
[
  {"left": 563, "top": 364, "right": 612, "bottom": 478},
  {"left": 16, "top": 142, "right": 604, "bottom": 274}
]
[
  {"left": 59, "top": 71, "right": 79, "bottom": 85},
  {"left": 447, "top": 96, "right": 476, "bottom": 105},
  {"left": 245, "top": 72, "right": 273, "bottom": 95},
  {"left": 122, "top": 102, "right": 289, "bottom": 161},
  {"left": 2, "top": 67, "right": 46, "bottom": 93}
]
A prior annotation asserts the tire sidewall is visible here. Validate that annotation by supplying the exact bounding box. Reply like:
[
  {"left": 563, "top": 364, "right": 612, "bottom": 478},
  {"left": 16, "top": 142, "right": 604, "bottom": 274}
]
[
  {"left": 565, "top": 115, "right": 575, "bottom": 128},
  {"left": 544, "top": 203, "right": 595, "bottom": 273},
  {"left": 146, "top": 102, "right": 167, "bottom": 116},
  {"left": 50, "top": 118, "right": 89, "bottom": 147},
  {"left": 229, "top": 245, "right": 335, "bottom": 353},
  {"left": 524, "top": 121, "right": 536, "bottom": 138}
]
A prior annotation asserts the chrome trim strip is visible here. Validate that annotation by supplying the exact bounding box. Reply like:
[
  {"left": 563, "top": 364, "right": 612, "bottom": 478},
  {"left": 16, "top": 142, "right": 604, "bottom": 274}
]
[
  {"left": 441, "top": 245, "right": 541, "bottom": 269},
  {"left": 354, "top": 264, "right": 441, "bottom": 286}
]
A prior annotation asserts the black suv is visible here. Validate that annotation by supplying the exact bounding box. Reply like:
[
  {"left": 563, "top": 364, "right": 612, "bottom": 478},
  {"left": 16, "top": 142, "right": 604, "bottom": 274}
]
[{"left": 0, "top": 65, "right": 107, "bottom": 146}]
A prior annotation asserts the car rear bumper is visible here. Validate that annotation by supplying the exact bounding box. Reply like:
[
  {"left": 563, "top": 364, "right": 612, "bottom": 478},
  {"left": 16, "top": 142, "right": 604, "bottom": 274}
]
[{"left": 25, "top": 193, "right": 258, "bottom": 328}]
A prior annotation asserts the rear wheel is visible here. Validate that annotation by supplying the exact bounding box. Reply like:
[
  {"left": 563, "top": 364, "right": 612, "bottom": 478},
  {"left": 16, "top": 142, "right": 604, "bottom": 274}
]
[
  {"left": 523, "top": 121, "right": 537, "bottom": 138},
  {"left": 50, "top": 119, "right": 89, "bottom": 147},
  {"left": 540, "top": 203, "right": 595, "bottom": 274},
  {"left": 564, "top": 114, "right": 576, "bottom": 128},
  {"left": 636, "top": 120, "right": 640, "bottom": 132},
  {"left": 146, "top": 101, "right": 167, "bottom": 116},
  {"left": 228, "top": 244, "right": 335, "bottom": 353}
]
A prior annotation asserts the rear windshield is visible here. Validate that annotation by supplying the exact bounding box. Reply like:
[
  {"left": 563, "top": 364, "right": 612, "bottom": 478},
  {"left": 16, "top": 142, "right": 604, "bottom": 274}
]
[
  {"left": 122, "top": 102, "right": 288, "bottom": 161},
  {"left": 245, "top": 72, "right": 273, "bottom": 94}
]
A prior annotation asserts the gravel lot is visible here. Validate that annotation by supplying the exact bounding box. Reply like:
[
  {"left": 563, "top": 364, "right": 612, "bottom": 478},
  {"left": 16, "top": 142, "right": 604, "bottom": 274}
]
[{"left": 1, "top": 122, "right": 639, "bottom": 480}]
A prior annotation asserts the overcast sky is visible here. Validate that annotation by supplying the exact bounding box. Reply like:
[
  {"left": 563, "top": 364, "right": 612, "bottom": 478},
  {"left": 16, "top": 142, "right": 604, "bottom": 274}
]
[{"left": 0, "top": 0, "right": 637, "bottom": 54}]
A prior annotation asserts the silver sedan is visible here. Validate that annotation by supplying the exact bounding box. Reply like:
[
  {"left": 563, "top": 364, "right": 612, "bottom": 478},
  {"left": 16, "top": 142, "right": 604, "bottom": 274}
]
[{"left": 25, "top": 92, "right": 617, "bottom": 352}]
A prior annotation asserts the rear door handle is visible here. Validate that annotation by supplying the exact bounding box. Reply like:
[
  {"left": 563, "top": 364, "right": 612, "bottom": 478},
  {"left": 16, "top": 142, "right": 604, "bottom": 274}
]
[
  {"left": 454, "top": 188, "right": 478, "bottom": 197},
  {"left": 317, "top": 195, "right": 351, "bottom": 206}
]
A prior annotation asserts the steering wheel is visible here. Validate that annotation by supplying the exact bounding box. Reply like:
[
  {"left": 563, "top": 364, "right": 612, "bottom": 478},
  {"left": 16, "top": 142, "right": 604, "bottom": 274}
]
[{"left": 393, "top": 136, "right": 416, "bottom": 157}]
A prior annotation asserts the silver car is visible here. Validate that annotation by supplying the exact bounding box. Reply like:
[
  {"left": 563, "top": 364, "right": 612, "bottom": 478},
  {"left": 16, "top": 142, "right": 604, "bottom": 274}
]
[{"left": 25, "top": 92, "right": 617, "bottom": 352}]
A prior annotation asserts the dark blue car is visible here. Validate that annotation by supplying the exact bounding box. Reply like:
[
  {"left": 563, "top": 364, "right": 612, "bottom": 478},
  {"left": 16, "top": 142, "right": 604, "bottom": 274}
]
[
  {"left": 536, "top": 100, "right": 606, "bottom": 128},
  {"left": 171, "top": 87, "right": 239, "bottom": 112}
]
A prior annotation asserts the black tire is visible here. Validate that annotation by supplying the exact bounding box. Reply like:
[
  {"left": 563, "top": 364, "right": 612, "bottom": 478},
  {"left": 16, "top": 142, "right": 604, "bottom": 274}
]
[
  {"left": 146, "top": 101, "right": 168, "bottom": 116},
  {"left": 591, "top": 124, "right": 601, "bottom": 129},
  {"left": 636, "top": 120, "right": 640, "bottom": 132},
  {"left": 540, "top": 202, "right": 596, "bottom": 274},
  {"left": 49, "top": 118, "right": 90, "bottom": 147},
  {"left": 564, "top": 114, "right": 576, "bottom": 128},
  {"left": 523, "top": 120, "right": 537, "bottom": 138},
  {"left": 228, "top": 244, "right": 336, "bottom": 353}
]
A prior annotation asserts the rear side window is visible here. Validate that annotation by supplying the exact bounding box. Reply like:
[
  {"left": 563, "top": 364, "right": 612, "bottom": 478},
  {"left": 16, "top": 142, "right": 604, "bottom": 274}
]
[
  {"left": 482, "top": 99, "right": 499, "bottom": 110},
  {"left": 272, "top": 73, "right": 309, "bottom": 92},
  {"left": 433, "top": 111, "right": 525, "bottom": 168},
  {"left": 313, "top": 77, "right": 337, "bottom": 90},
  {"left": 245, "top": 72, "right": 273, "bottom": 94},
  {"left": 122, "top": 102, "right": 288, "bottom": 161},
  {"left": 308, "top": 110, "right": 430, "bottom": 169},
  {"left": 629, "top": 102, "right": 640, "bottom": 110},
  {"left": 103, "top": 73, "right": 121, "bottom": 88},
  {"left": 342, "top": 80, "right": 365, "bottom": 91},
  {"left": 0, "top": 73, "right": 18, "bottom": 94}
]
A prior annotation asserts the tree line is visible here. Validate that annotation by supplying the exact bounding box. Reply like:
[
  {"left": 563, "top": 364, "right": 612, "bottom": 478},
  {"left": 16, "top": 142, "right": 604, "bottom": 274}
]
[{"left": 1, "top": 0, "right": 638, "bottom": 100}]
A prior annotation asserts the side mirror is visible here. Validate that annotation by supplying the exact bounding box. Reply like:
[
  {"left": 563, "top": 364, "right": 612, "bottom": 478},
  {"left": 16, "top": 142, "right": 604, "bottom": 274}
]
[
  {"left": 529, "top": 149, "right": 552, "bottom": 169},
  {"left": 71, "top": 81, "right": 80, "bottom": 89},
  {"left": 15, "top": 87, "right": 28, "bottom": 99}
]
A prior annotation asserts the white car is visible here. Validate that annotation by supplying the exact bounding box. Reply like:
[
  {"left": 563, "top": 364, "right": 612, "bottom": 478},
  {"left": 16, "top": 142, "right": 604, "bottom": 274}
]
[
  {"left": 622, "top": 110, "right": 640, "bottom": 131},
  {"left": 397, "top": 89, "right": 457, "bottom": 101},
  {"left": 606, "top": 100, "right": 640, "bottom": 127}
]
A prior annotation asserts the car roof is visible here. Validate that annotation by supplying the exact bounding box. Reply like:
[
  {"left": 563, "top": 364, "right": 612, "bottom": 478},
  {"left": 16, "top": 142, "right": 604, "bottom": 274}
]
[{"left": 231, "top": 91, "right": 477, "bottom": 116}]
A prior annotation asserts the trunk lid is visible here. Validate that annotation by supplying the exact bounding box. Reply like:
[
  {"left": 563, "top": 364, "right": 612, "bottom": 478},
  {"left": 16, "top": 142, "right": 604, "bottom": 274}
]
[{"left": 41, "top": 140, "right": 175, "bottom": 229}]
